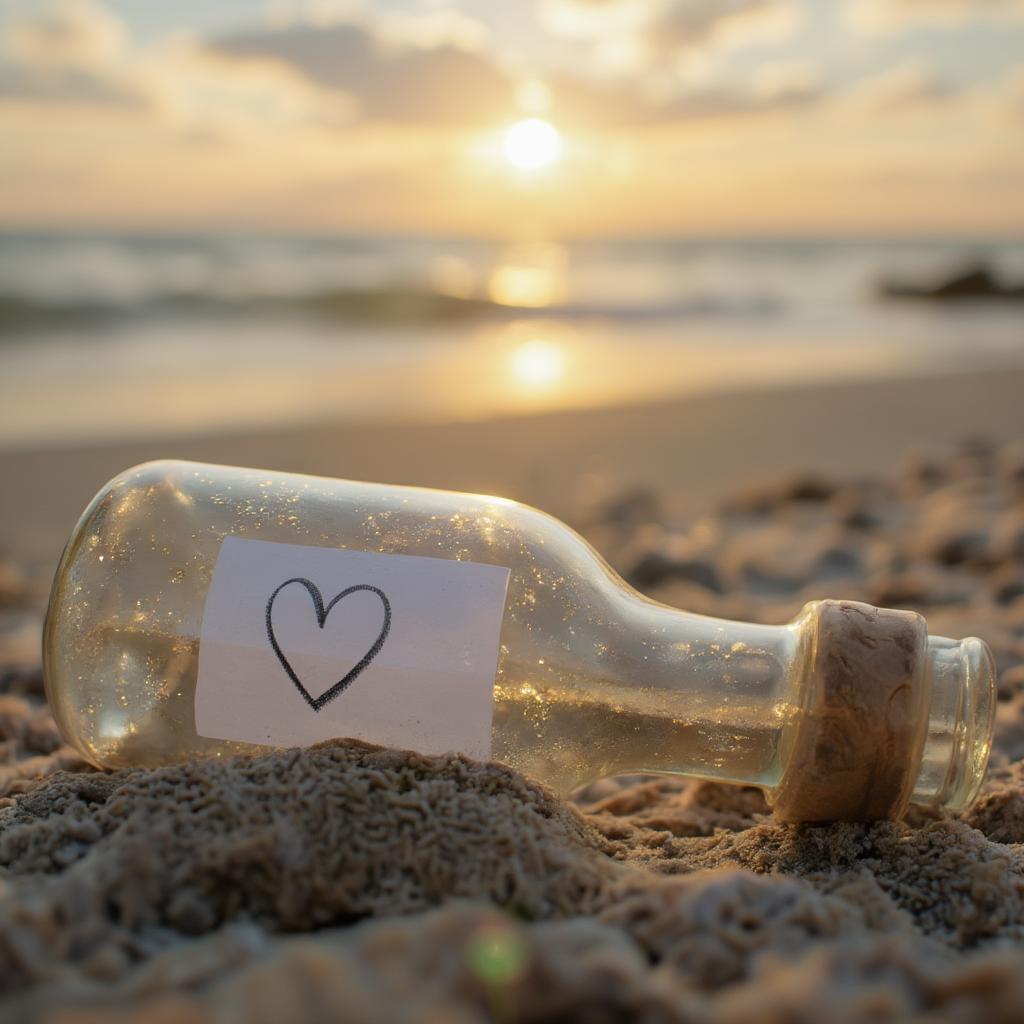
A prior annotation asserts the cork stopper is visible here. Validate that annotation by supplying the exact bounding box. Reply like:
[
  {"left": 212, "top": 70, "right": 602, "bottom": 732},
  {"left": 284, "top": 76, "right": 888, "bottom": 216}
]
[{"left": 770, "top": 600, "right": 930, "bottom": 823}]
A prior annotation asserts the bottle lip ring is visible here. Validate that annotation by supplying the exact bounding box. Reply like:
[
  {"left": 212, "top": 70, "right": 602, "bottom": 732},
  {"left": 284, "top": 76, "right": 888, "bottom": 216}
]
[{"left": 930, "top": 635, "right": 996, "bottom": 815}]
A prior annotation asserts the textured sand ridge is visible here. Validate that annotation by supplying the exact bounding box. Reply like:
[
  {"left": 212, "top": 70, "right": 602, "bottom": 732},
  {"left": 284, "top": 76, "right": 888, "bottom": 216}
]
[{"left": 2, "top": 439, "right": 1024, "bottom": 1021}]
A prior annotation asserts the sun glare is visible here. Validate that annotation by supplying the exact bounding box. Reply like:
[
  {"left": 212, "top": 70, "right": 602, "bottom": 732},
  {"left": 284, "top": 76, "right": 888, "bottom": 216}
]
[
  {"left": 502, "top": 118, "right": 562, "bottom": 171},
  {"left": 511, "top": 339, "right": 566, "bottom": 389}
]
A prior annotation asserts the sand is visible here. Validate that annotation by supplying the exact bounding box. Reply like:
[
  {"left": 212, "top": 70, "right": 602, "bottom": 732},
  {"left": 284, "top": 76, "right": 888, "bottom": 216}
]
[
  {"left": 2, "top": 365, "right": 1024, "bottom": 565},
  {"left": 1, "top": 371, "right": 1024, "bottom": 1021}
]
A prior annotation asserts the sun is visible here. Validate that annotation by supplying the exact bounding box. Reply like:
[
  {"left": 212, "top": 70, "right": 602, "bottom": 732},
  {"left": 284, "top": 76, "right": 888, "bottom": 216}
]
[{"left": 502, "top": 118, "right": 562, "bottom": 171}]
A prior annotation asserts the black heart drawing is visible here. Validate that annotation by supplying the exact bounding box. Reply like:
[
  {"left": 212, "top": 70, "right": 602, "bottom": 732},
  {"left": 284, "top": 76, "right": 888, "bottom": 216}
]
[{"left": 265, "top": 577, "right": 392, "bottom": 712}]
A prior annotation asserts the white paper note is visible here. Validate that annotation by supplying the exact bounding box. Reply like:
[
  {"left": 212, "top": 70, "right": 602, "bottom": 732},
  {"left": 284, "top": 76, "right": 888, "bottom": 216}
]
[{"left": 195, "top": 537, "right": 510, "bottom": 759}]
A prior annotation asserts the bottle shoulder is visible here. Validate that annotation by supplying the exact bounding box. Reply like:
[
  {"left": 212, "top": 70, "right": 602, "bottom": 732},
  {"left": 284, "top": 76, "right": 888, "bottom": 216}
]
[{"left": 69, "top": 459, "right": 606, "bottom": 561}]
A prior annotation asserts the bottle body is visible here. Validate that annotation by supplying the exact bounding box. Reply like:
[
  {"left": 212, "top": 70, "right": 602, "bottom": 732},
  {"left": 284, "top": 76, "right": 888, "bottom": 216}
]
[{"left": 43, "top": 461, "right": 995, "bottom": 814}]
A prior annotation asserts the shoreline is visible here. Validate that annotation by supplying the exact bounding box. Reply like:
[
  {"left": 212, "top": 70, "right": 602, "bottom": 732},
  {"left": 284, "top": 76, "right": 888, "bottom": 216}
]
[{"left": 3, "top": 364, "right": 1023, "bottom": 565}]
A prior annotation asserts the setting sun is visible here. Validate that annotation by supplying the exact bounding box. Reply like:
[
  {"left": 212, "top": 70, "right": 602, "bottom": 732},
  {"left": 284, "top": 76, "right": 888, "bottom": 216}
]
[{"left": 502, "top": 118, "right": 562, "bottom": 171}]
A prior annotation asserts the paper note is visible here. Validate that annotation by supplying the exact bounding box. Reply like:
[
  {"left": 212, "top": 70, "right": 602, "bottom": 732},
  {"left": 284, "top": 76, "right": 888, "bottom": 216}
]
[{"left": 195, "top": 537, "right": 510, "bottom": 759}]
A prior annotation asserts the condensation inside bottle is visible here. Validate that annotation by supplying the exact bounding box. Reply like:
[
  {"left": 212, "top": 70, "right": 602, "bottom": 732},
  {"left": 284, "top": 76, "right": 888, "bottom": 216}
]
[{"left": 44, "top": 461, "right": 803, "bottom": 795}]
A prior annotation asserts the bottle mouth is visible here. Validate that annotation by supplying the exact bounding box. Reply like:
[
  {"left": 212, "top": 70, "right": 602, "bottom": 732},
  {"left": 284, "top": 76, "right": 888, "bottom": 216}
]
[{"left": 910, "top": 634, "right": 996, "bottom": 814}]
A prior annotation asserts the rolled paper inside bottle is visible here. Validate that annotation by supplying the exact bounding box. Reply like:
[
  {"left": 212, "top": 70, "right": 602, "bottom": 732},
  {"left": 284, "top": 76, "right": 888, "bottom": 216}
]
[{"left": 770, "top": 600, "right": 930, "bottom": 823}]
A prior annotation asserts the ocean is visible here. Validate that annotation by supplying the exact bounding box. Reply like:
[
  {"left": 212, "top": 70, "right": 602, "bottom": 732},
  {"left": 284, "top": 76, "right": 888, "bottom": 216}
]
[{"left": 1, "top": 233, "right": 1021, "bottom": 448}]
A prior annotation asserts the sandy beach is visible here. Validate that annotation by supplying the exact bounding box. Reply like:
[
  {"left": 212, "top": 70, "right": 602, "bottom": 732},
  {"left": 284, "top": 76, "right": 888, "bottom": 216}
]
[
  {"left": 4, "top": 365, "right": 1024, "bottom": 567},
  {"left": 0, "top": 366, "right": 1023, "bottom": 1019}
]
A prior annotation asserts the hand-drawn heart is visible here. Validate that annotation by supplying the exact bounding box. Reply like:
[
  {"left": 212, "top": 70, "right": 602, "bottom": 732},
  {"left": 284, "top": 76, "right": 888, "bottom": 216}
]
[{"left": 265, "top": 577, "right": 391, "bottom": 712}]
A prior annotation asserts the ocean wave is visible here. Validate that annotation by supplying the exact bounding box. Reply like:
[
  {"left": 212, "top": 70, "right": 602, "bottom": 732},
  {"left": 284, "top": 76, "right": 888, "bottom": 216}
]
[{"left": 0, "top": 288, "right": 785, "bottom": 337}]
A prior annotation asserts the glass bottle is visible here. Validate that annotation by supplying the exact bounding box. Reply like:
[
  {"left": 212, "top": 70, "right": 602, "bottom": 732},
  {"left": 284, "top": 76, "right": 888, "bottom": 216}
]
[{"left": 43, "top": 460, "right": 996, "bottom": 820}]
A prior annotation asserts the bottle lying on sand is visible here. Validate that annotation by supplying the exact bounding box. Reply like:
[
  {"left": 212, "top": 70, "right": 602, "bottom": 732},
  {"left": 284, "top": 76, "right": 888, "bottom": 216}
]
[{"left": 44, "top": 461, "right": 996, "bottom": 822}]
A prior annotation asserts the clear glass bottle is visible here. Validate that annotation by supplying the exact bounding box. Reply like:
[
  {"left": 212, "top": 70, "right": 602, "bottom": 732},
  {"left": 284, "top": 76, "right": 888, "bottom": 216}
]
[{"left": 43, "top": 460, "right": 996, "bottom": 819}]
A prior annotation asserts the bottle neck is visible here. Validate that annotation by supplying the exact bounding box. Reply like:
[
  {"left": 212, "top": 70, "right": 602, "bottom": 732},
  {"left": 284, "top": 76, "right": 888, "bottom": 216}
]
[
  {"left": 497, "top": 584, "right": 994, "bottom": 818},
  {"left": 588, "top": 592, "right": 804, "bottom": 790},
  {"left": 588, "top": 597, "right": 996, "bottom": 818}
]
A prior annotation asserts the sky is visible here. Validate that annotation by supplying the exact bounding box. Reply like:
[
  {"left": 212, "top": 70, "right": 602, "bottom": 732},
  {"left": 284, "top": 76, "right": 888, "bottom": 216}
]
[{"left": 0, "top": 0, "right": 1022, "bottom": 238}]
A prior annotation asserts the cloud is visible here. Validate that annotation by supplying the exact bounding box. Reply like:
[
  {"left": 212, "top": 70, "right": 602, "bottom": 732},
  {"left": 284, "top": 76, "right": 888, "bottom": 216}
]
[
  {"left": 546, "top": 68, "right": 822, "bottom": 127},
  {"left": 4, "top": 0, "right": 125, "bottom": 71},
  {"left": 751, "top": 60, "right": 821, "bottom": 101},
  {"left": 0, "top": 1, "right": 353, "bottom": 131},
  {"left": 835, "top": 60, "right": 1024, "bottom": 126},
  {"left": 841, "top": 61, "right": 958, "bottom": 110},
  {"left": 1004, "top": 66, "right": 1024, "bottom": 116},
  {"left": 0, "top": 0, "right": 827, "bottom": 136},
  {"left": 849, "top": 0, "right": 1024, "bottom": 33},
  {"left": 539, "top": 0, "right": 654, "bottom": 42},
  {"left": 541, "top": 0, "right": 801, "bottom": 72},
  {"left": 204, "top": 8, "right": 819, "bottom": 130},
  {"left": 0, "top": 0, "right": 147, "bottom": 107},
  {"left": 658, "top": 78, "right": 822, "bottom": 119},
  {"left": 146, "top": 40, "right": 357, "bottom": 140},
  {"left": 204, "top": 22, "right": 516, "bottom": 125},
  {"left": 645, "top": 0, "right": 801, "bottom": 56},
  {"left": 0, "top": 64, "right": 142, "bottom": 106}
]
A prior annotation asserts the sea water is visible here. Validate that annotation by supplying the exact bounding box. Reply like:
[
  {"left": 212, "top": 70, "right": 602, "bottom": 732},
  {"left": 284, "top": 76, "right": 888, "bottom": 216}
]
[{"left": 1, "top": 233, "right": 1023, "bottom": 447}]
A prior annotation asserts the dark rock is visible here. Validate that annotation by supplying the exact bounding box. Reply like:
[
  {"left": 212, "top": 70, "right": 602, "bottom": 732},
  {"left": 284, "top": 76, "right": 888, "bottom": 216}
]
[
  {"left": 926, "top": 527, "right": 990, "bottom": 567},
  {"left": 998, "top": 441, "right": 1024, "bottom": 497},
  {"left": 0, "top": 668, "right": 44, "bottom": 698},
  {"left": 990, "top": 511, "right": 1024, "bottom": 563},
  {"left": 780, "top": 474, "right": 836, "bottom": 503},
  {"left": 951, "top": 436, "right": 997, "bottom": 480},
  {"left": 869, "top": 568, "right": 974, "bottom": 609},
  {"left": 627, "top": 552, "right": 721, "bottom": 593},
  {"left": 998, "top": 665, "right": 1024, "bottom": 700},
  {"left": 899, "top": 453, "right": 947, "bottom": 496},
  {"left": 736, "top": 565, "right": 804, "bottom": 597},
  {"left": 990, "top": 565, "right": 1024, "bottom": 607},
  {"left": 811, "top": 546, "right": 863, "bottom": 581},
  {"left": 879, "top": 263, "right": 1024, "bottom": 303},
  {"left": 599, "top": 488, "right": 661, "bottom": 528}
]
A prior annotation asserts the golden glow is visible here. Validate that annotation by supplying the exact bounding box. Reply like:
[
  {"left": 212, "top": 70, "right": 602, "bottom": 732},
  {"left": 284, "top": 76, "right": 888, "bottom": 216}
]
[
  {"left": 501, "top": 118, "right": 562, "bottom": 171},
  {"left": 487, "top": 242, "right": 567, "bottom": 308},
  {"left": 488, "top": 265, "right": 560, "bottom": 308},
  {"left": 511, "top": 339, "right": 566, "bottom": 389},
  {"left": 516, "top": 79, "right": 552, "bottom": 115},
  {"left": 0, "top": 3, "right": 1018, "bottom": 238}
]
